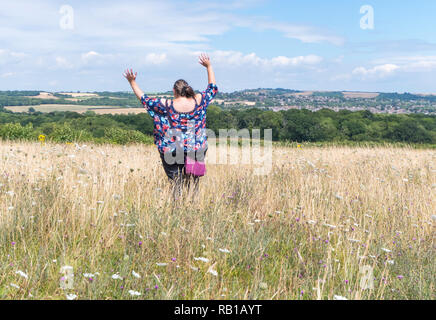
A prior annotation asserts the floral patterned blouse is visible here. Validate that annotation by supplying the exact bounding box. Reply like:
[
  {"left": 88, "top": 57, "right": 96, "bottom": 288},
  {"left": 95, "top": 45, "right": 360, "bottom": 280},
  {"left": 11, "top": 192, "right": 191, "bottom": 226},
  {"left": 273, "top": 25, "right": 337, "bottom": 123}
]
[{"left": 141, "top": 83, "right": 218, "bottom": 154}]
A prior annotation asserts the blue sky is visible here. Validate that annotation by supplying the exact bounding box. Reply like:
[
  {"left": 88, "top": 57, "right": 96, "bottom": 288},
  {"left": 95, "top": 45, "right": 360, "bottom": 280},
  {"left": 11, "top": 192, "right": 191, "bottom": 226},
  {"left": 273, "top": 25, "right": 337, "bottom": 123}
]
[{"left": 1, "top": 0, "right": 436, "bottom": 93}]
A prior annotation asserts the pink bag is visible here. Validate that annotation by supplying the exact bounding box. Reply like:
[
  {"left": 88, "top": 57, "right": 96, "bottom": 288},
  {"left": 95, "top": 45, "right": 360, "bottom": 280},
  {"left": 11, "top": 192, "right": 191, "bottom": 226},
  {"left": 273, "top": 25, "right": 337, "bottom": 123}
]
[{"left": 185, "top": 156, "right": 206, "bottom": 177}]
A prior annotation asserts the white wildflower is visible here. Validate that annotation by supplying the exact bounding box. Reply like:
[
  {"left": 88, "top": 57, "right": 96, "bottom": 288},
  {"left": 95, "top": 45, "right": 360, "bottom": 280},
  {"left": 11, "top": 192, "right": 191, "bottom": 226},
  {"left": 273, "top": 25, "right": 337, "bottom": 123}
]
[
  {"left": 15, "top": 270, "right": 28, "bottom": 279},
  {"left": 323, "top": 223, "right": 337, "bottom": 229},
  {"left": 219, "top": 248, "right": 231, "bottom": 253},
  {"left": 128, "top": 290, "right": 141, "bottom": 296},
  {"left": 9, "top": 283, "right": 20, "bottom": 289},
  {"left": 348, "top": 238, "right": 361, "bottom": 243},
  {"left": 111, "top": 274, "right": 123, "bottom": 280},
  {"left": 333, "top": 295, "right": 348, "bottom": 300},
  {"left": 207, "top": 266, "right": 218, "bottom": 277},
  {"left": 66, "top": 294, "right": 77, "bottom": 300},
  {"left": 156, "top": 263, "right": 168, "bottom": 267},
  {"left": 259, "top": 282, "right": 268, "bottom": 290},
  {"left": 120, "top": 223, "right": 135, "bottom": 227},
  {"left": 194, "top": 257, "right": 209, "bottom": 263},
  {"left": 381, "top": 248, "right": 392, "bottom": 253},
  {"left": 132, "top": 270, "right": 141, "bottom": 279}
]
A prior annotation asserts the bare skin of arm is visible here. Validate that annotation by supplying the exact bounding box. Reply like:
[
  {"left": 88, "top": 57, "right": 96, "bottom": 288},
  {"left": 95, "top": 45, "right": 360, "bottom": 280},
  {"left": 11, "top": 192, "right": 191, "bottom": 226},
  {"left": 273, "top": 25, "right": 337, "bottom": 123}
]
[
  {"left": 123, "top": 69, "right": 143, "bottom": 100},
  {"left": 197, "top": 53, "right": 216, "bottom": 102}
]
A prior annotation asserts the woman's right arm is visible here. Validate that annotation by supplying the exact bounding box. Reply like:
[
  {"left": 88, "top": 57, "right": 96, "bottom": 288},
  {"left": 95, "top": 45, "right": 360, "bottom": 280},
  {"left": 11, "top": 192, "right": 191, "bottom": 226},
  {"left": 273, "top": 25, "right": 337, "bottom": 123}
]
[
  {"left": 123, "top": 68, "right": 167, "bottom": 115},
  {"left": 123, "top": 69, "right": 144, "bottom": 100}
]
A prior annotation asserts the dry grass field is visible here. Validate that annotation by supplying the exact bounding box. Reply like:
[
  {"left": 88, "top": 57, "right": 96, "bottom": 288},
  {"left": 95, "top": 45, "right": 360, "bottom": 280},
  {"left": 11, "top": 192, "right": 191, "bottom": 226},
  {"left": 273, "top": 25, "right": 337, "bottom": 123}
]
[{"left": 0, "top": 140, "right": 434, "bottom": 300}]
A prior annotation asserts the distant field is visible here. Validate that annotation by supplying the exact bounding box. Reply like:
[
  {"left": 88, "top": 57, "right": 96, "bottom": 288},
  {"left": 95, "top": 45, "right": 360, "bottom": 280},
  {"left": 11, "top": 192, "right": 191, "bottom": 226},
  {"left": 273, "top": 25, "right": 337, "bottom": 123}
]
[
  {"left": 289, "top": 91, "right": 380, "bottom": 99},
  {"left": 24, "top": 92, "right": 59, "bottom": 100},
  {"left": 343, "top": 92, "right": 379, "bottom": 99},
  {"left": 90, "top": 108, "right": 146, "bottom": 115},
  {"left": 58, "top": 92, "right": 99, "bottom": 98},
  {"left": 5, "top": 104, "right": 123, "bottom": 113},
  {"left": 292, "top": 91, "right": 313, "bottom": 97},
  {"left": 224, "top": 100, "right": 256, "bottom": 106}
]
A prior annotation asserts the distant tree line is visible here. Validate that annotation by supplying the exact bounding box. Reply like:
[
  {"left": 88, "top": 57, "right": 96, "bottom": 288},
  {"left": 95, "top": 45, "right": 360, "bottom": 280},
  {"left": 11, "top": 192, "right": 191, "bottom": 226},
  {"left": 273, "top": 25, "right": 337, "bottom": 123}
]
[{"left": 0, "top": 105, "right": 435, "bottom": 144}]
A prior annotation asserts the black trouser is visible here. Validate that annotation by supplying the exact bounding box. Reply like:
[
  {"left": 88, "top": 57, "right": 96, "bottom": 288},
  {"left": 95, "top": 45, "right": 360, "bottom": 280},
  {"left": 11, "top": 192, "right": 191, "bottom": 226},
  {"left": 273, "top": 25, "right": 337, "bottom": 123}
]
[{"left": 159, "top": 148, "right": 207, "bottom": 197}]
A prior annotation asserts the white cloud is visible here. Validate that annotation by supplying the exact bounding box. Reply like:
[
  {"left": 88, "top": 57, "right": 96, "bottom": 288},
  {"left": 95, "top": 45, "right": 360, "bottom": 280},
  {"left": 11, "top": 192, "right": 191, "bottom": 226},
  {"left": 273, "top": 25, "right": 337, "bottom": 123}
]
[
  {"left": 375, "top": 56, "right": 436, "bottom": 72},
  {"left": 350, "top": 55, "right": 436, "bottom": 81},
  {"left": 271, "top": 55, "right": 323, "bottom": 66},
  {"left": 81, "top": 51, "right": 101, "bottom": 61},
  {"left": 1, "top": 72, "right": 15, "bottom": 78},
  {"left": 245, "top": 20, "right": 345, "bottom": 46},
  {"left": 352, "top": 64, "right": 400, "bottom": 79},
  {"left": 55, "top": 56, "right": 73, "bottom": 69},
  {"left": 330, "top": 73, "right": 352, "bottom": 81},
  {"left": 211, "top": 50, "right": 323, "bottom": 68},
  {"left": 144, "top": 53, "right": 167, "bottom": 65},
  {"left": 0, "top": 49, "right": 28, "bottom": 65}
]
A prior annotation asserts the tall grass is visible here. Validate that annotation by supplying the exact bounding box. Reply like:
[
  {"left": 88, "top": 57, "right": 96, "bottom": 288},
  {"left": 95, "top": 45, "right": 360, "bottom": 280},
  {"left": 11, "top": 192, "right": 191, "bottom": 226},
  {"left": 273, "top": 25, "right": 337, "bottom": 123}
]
[{"left": 0, "top": 140, "right": 434, "bottom": 299}]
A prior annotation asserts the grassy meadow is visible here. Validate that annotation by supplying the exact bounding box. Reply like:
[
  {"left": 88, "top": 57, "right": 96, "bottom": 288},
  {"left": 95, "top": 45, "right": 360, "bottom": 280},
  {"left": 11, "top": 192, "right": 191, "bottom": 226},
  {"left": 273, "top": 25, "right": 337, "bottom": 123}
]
[{"left": 0, "top": 140, "right": 434, "bottom": 300}]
